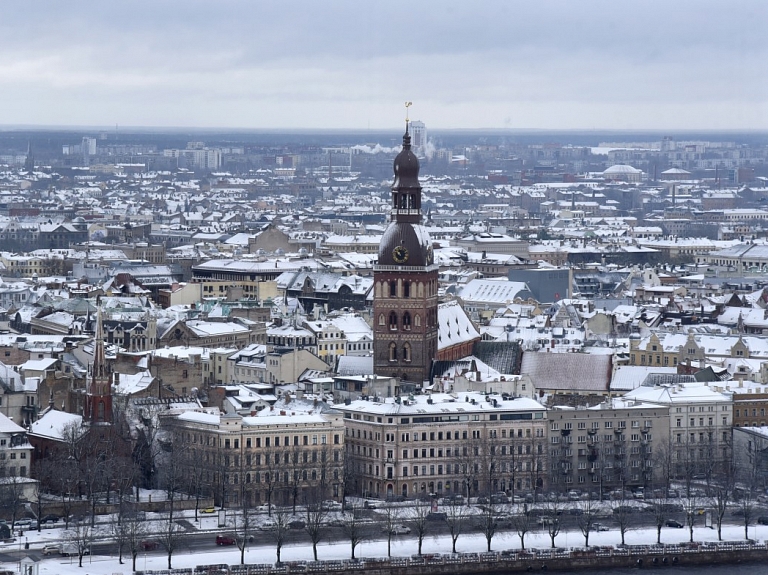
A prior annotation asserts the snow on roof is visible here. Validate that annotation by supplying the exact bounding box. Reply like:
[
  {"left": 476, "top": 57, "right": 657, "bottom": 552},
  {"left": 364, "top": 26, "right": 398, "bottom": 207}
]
[
  {"left": 28, "top": 410, "right": 83, "bottom": 441},
  {"left": 336, "top": 355, "right": 373, "bottom": 376},
  {"left": 335, "top": 391, "right": 545, "bottom": 417},
  {"left": 456, "top": 279, "right": 532, "bottom": 305},
  {"left": 624, "top": 381, "right": 732, "bottom": 405},
  {"left": 520, "top": 351, "right": 612, "bottom": 392},
  {"left": 610, "top": 366, "right": 678, "bottom": 392},
  {"left": 114, "top": 371, "right": 154, "bottom": 395},
  {"left": 0, "top": 411, "right": 25, "bottom": 434},
  {"left": 437, "top": 300, "right": 480, "bottom": 351},
  {"left": 19, "top": 358, "right": 58, "bottom": 372}
]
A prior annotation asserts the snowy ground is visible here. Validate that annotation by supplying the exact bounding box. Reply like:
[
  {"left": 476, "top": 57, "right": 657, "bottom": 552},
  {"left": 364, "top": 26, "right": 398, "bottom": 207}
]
[{"left": 2, "top": 515, "right": 767, "bottom": 575}]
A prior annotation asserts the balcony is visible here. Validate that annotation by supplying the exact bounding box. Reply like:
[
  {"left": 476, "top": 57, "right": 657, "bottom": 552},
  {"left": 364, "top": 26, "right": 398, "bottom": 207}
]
[{"left": 588, "top": 429, "right": 597, "bottom": 435}]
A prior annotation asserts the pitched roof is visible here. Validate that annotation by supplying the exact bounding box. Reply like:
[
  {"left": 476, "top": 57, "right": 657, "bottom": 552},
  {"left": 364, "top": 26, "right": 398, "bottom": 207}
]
[{"left": 520, "top": 351, "right": 611, "bottom": 392}]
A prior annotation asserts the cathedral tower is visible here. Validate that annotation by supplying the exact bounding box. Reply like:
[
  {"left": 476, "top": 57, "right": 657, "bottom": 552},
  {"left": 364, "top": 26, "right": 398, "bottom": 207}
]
[{"left": 373, "top": 112, "right": 438, "bottom": 382}]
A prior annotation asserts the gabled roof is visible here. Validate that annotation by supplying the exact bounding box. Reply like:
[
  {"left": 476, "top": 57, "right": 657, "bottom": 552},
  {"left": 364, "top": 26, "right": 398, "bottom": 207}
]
[{"left": 520, "top": 351, "right": 611, "bottom": 392}]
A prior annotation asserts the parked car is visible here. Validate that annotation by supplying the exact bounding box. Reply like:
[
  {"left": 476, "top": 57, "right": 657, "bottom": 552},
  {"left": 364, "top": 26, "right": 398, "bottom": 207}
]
[
  {"left": 201, "top": 507, "right": 216, "bottom": 514},
  {"left": 757, "top": 516, "right": 768, "bottom": 525},
  {"left": 15, "top": 519, "right": 37, "bottom": 530},
  {"left": 40, "top": 514, "right": 60, "bottom": 525},
  {"left": 538, "top": 517, "right": 556, "bottom": 526},
  {"left": 289, "top": 520, "right": 306, "bottom": 530},
  {"left": 593, "top": 523, "right": 609, "bottom": 532},
  {"left": 665, "top": 519, "right": 684, "bottom": 528},
  {"left": 42, "top": 544, "right": 60, "bottom": 556},
  {"left": 427, "top": 512, "right": 447, "bottom": 521},
  {"left": 321, "top": 501, "right": 342, "bottom": 511},
  {"left": 389, "top": 524, "right": 411, "bottom": 535},
  {"left": 140, "top": 540, "right": 159, "bottom": 551},
  {"left": 216, "top": 534, "right": 237, "bottom": 546},
  {"left": 260, "top": 519, "right": 277, "bottom": 530},
  {"left": 568, "top": 490, "right": 580, "bottom": 501},
  {"left": 490, "top": 493, "right": 509, "bottom": 504}
]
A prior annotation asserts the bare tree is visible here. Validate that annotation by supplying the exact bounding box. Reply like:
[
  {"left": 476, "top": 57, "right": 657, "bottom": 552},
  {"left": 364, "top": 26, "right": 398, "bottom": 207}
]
[
  {"left": 63, "top": 520, "right": 95, "bottom": 568},
  {"left": 267, "top": 508, "right": 291, "bottom": 565},
  {"left": 155, "top": 434, "right": 188, "bottom": 569},
  {"left": 339, "top": 503, "right": 367, "bottom": 560},
  {"left": 610, "top": 496, "right": 635, "bottom": 546},
  {"left": 123, "top": 515, "right": 150, "bottom": 572},
  {"left": 0, "top": 460, "right": 27, "bottom": 530},
  {"left": 454, "top": 437, "right": 480, "bottom": 504},
  {"left": 234, "top": 496, "right": 257, "bottom": 565},
  {"left": 478, "top": 500, "right": 502, "bottom": 552},
  {"left": 511, "top": 510, "right": 534, "bottom": 550},
  {"left": 647, "top": 496, "right": 669, "bottom": 545},
  {"left": 681, "top": 491, "right": 702, "bottom": 543},
  {"left": 303, "top": 493, "right": 327, "bottom": 562},
  {"left": 380, "top": 503, "right": 402, "bottom": 557},
  {"left": 708, "top": 455, "right": 736, "bottom": 541},
  {"left": 542, "top": 497, "right": 564, "bottom": 548},
  {"left": 444, "top": 498, "right": 470, "bottom": 553},
  {"left": 261, "top": 445, "right": 282, "bottom": 516},
  {"left": 576, "top": 498, "right": 600, "bottom": 547},
  {"left": 411, "top": 498, "right": 432, "bottom": 556},
  {"left": 30, "top": 455, "right": 57, "bottom": 533},
  {"left": 156, "top": 514, "right": 185, "bottom": 570}
]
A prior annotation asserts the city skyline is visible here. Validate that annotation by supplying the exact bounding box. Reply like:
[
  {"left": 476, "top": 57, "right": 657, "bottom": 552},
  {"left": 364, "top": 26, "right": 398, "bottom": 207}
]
[{"left": 1, "top": 0, "right": 766, "bottom": 131}]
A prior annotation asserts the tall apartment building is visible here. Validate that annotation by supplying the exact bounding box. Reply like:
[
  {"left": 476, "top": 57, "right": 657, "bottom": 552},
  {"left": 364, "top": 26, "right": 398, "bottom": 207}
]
[
  {"left": 548, "top": 399, "right": 670, "bottom": 495},
  {"left": 624, "top": 382, "right": 732, "bottom": 481},
  {"left": 335, "top": 391, "right": 548, "bottom": 501},
  {"left": 164, "top": 409, "right": 345, "bottom": 507}
]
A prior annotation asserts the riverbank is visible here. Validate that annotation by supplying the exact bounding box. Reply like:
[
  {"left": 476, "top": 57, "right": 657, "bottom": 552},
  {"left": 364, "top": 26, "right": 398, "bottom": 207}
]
[{"left": 134, "top": 542, "right": 768, "bottom": 575}]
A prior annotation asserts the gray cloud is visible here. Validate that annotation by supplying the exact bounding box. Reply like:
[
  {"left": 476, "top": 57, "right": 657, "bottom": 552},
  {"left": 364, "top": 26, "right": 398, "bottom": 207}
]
[{"left": 0, "top": 0, "right": 766, "bottom": 130}]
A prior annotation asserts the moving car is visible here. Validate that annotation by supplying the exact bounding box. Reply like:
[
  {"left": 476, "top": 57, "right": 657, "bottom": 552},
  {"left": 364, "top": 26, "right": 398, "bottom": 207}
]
[
  {"left": 201, "top": 507, "right": 216, "bottom": 514},
  {"left": 215, "top": 534, "right": 237, "bottom": 546},
  {"left": 593, "top": 523, "right": 610, "bottom": 532},
  {"left": 389, "top": 524, "right": 411, "bottom": 535},
  {"left": 665, "top": 519, "right": 684, "bottom": 528},
  {"left": 141, "top": 540, "right": 159, "bottom": 551},
  {"left": 42, "top": 544, "right": 60, "bottom": 556},
  {"left": 40, "top": 514, "right": 60, "bottom": 525}
]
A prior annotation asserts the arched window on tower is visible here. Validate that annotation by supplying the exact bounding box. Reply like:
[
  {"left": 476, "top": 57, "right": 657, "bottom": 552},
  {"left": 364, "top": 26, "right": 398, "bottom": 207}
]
[
  {"left": 390, "top": 281, "right": 397, "bottom": 297},
  {"left": 403, "top": 343, "right": 412, "bottom": 362},
  {"left": 378, "top": 314, "right": 385, "bottom": 326},
  {"left": 414, "top": 314, "right": 421, "bottom": 328},
  {"left": 389, "top": 342, "right": 397, "bottom": 362},
  {"left": 403, "top": 312, "right": 411, "bottom": 331},
  {"left": 389, "top": 312, "right": 398, "bottom": 330},
  {"left": 403, "top": 281, "right": 411, "bottom": 298}
]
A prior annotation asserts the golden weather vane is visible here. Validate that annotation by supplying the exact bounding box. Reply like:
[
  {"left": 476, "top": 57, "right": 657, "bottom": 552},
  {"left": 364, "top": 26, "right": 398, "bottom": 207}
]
[{"left": 405, "top": 101, "right": 413, "bottom": 125}]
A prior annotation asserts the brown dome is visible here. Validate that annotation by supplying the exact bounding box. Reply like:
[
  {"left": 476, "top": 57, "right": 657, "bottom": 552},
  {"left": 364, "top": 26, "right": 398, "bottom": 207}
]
[{"left": 378, "top": 222, "right": 432, "bottom": 267}]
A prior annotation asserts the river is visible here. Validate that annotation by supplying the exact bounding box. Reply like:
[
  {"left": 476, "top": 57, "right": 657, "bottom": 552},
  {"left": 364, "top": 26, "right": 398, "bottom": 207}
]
[{"left": 534, "top": 564, "right": 765, "bottom": 575}]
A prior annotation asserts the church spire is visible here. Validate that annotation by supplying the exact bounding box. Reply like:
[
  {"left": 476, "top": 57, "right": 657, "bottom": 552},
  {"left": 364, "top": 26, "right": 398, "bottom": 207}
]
[{"left": 85, "top": 303, "right": 112, "bottom": 424}]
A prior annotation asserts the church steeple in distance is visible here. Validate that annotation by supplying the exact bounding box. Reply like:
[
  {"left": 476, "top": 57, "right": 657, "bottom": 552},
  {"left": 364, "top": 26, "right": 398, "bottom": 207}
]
[
  {"left": 85, "top": 303, "right": 113, "bottom": 424},
  {"left": 373, "top": 103, "right": 438, "bottom": 383}
]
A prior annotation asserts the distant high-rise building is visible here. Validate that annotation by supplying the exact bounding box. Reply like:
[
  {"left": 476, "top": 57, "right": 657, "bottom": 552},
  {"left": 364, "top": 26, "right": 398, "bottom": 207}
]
[{"left": 410, "top": 120, "right": 426, "bottom": 157}]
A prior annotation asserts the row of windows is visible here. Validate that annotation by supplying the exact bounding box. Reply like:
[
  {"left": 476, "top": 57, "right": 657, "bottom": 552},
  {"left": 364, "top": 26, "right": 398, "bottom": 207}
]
[
  {"left": 379, "top": 311, "right": 421, "bottom": 330},
  {"left": 187, "top": 433, "right": 340, "bottom": 448},
  {"left": 551, "top": 420, "right": 653, "bottom": 431}
]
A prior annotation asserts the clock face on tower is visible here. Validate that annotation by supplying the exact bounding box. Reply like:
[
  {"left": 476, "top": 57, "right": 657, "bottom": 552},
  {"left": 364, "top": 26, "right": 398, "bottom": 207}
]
[{"left": 392, "top": 245, "right": 409, "bottom": 264}]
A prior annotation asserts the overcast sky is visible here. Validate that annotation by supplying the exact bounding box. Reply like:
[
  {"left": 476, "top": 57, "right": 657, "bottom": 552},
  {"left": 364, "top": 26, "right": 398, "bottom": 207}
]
[{"left": 1, "top": 1, "right": 766, "bottom": 131}]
